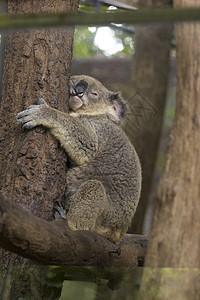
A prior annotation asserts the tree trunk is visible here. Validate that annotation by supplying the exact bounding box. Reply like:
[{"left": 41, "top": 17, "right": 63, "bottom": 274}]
[
  {"left": 125, "top": 6, "right": 173, "bottom": 234},
  {"left": 139, "top": 0, "right": 200, "bottom": 299},
  {"left": 0, "top": 1, "right": 78, "bottom": 299},
  {"left": 0, "top": 0, "right": 7, "bottom": 102}
]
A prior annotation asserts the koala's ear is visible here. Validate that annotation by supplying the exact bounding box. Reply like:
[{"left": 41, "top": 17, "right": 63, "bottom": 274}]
[{"left": 110, "top": 92, "right": 127, "bottom": 119}]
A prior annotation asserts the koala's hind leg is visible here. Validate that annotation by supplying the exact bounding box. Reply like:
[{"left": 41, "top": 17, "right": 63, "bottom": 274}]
[{"left": 66, "top": 180, "right": 109, "bottom": 232}]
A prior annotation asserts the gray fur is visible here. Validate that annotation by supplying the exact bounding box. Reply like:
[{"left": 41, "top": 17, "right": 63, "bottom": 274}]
[{"left": 17, "top": 75, "right": 141, "bottom": 244}]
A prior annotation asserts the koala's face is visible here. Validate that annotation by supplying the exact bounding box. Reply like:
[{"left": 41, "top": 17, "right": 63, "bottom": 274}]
[
  {"left": 69, "top": 75, "right": 127, "bottom": 121},
  {"left": 69, "top": 75, "right": 109, "bottom": 112}
]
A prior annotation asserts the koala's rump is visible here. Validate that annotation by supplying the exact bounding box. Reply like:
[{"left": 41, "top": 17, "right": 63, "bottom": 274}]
[{"left": 66, "top": 125, "right": 141, "bottom": 228}]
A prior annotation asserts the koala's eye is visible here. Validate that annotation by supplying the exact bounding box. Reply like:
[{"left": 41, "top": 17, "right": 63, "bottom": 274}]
[{"left": 91, "top": 92, "right": 98, "bottom": 96}]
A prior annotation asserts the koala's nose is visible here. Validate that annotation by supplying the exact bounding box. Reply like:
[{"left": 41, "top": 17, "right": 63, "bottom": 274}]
[{"left": 74, "top": 81, "right": 88, "bottom": 97}]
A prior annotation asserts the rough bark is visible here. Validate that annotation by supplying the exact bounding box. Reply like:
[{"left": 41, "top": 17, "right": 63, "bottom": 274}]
[
  {"left": 125, "top": 18, "right": 173, "bottom": 234},
  {"left": 0, "top": 0, "right": 7, "bottom": 103},
  {"left": 139, "top": 0, "right": 200, "bottom": 299},
  {"left": 0, "top": 1, "right": 79, "bottom": 299}
]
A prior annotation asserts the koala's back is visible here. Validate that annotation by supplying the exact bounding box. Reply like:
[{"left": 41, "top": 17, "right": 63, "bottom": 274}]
[{"left": 66, "top": 115, "right": 141, "bottom": 241}]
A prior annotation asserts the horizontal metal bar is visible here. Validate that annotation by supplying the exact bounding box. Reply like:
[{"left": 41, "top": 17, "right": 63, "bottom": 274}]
[{"left": 0, "top": 8, "right": 200, "bottom": 30}]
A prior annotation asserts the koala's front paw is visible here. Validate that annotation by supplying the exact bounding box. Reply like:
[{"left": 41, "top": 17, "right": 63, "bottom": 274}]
[{"left": 17, "top": 98, "right": 49, "bottom": 129}]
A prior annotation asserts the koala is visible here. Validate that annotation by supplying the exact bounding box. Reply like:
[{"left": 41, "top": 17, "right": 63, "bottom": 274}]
[{"left": 17, "top": 75, "right": 141, "bottom": 244}]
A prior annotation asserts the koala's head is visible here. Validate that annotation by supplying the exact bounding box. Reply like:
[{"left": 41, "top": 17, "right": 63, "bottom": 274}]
[{"left": 69, "top": 75, "right": 127, "bottom": 123}]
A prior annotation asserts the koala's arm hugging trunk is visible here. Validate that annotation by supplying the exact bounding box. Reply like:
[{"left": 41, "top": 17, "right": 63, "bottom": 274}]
[{"left": 17, "top": 99, "right": 98, "bottom": 165}]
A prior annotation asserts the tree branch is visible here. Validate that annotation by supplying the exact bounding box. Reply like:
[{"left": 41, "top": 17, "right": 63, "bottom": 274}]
[{"left": 0, "top": 192, "right": 147, "bottom": 267}]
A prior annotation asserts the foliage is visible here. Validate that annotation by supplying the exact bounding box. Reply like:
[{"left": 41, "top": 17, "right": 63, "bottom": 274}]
[
  {"left": 73, "top": 27, "right": 104, "bottom": 57},
  {"left": 73, "top": 25, "right": 134, "bottom": 57},
  {"left": 113, "top": 26, "right": 134, "bottom": 55}
]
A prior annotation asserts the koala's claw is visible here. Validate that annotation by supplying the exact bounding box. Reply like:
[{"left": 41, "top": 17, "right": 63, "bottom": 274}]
[
  {"left": 17, "top": 108, "right": 37, "bottom": 129},
  {"left": 54, "top": 201, "right": 66, "bottom": 220}
]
